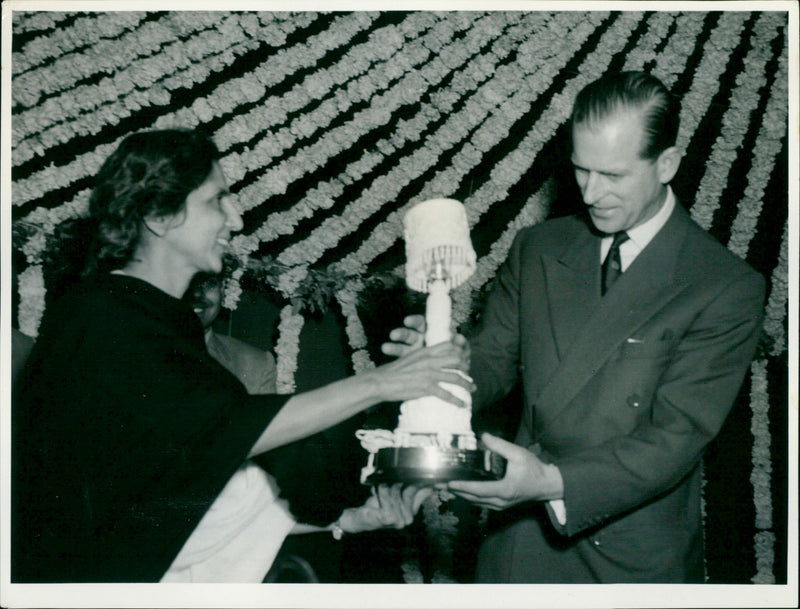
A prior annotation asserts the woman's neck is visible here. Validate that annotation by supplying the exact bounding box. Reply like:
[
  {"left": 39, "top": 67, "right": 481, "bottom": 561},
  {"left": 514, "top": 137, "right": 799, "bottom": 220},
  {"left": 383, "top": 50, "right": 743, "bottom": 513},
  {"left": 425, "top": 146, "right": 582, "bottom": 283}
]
[{"left": 119, "top": 255, "right": 193, "bottom": 299}]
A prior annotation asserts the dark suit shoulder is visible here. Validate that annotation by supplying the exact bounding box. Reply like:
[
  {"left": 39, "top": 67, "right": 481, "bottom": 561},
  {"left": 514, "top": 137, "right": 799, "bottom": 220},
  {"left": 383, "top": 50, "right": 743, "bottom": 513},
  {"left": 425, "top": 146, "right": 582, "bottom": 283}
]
[
  {"left": 512, "top": 214, "right": 592, "bottom": 256},
  {"left": 680, "top": 213, "right": 764, "bottom": 285}
]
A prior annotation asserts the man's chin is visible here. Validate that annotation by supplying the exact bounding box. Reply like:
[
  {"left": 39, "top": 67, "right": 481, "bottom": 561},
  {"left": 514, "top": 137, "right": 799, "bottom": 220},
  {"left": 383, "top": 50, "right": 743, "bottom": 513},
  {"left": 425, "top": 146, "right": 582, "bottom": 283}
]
[{"left": 589, "top": 213, "right": 622, "bottom": 234}]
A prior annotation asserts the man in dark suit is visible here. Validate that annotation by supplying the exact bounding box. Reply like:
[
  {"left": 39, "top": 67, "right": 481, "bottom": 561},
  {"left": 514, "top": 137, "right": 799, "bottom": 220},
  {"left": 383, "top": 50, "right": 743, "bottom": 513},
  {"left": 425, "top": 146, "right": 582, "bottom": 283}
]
[{"left": 447, "top": 71, "right": 765, "bottom": 582}]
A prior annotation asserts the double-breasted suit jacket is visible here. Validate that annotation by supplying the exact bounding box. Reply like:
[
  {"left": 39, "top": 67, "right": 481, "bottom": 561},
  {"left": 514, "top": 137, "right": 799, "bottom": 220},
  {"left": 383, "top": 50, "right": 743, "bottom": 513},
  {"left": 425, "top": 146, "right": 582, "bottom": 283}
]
[{"left": 469, "top": 202, "right": 765, "bottom": 582}]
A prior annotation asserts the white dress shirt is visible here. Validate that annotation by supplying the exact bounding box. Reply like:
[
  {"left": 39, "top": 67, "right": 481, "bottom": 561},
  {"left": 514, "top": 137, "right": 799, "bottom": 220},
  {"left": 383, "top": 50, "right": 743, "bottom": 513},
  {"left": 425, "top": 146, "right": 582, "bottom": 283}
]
[{"left": 600, "top": 186, "right": 676, "bottom": 270}]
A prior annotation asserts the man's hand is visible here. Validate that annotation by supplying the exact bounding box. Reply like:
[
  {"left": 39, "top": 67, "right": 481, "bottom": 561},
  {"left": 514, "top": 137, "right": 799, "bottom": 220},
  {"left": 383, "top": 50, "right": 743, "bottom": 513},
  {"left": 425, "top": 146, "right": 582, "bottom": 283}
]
[
  {"left": 381, "top": 315, "right": 426, "bottom": 358},
  {"left": 447, "top": 433, "right": 564, "bottom": 510}
]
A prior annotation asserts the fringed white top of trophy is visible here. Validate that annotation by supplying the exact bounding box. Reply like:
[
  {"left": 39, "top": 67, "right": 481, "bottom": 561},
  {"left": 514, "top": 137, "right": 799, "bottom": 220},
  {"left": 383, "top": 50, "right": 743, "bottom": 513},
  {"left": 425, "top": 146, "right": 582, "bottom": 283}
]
[{"left": 357, "top": 198, "right": 506, "bottom": 484}]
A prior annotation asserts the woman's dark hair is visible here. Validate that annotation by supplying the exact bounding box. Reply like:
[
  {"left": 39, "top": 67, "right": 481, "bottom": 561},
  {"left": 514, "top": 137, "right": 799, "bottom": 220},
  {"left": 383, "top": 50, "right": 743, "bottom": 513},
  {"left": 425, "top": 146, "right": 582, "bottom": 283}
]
[
  {"left": 44, "top": 129, "right": 219, "bottom": 302},
  {"left": 87, "top": 128, "right": 220, "bottom": 272},
  {"left": 570, "top": 71, "right": 679, "bottom": 160}
]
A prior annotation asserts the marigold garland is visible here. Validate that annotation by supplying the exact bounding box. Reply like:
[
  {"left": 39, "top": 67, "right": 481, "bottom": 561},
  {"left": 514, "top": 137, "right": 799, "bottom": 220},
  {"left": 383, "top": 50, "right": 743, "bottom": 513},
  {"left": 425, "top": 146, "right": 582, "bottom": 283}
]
[
  {"left": 691, "top": 12, "right": 785, "bottom": 231},
  {"left": 274, "top": 304, "right": 304, "bottom": 394}
]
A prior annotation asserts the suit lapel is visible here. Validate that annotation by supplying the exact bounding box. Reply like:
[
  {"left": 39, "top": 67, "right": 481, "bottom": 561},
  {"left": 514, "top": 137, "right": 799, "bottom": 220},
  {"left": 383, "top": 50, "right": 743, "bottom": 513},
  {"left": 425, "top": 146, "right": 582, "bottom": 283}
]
[
  {"left": 535, "top": 205, "right": 692, "bottom": 427},
  {"left": 542, "top": 228, "right": 601, "bottom": 360}
]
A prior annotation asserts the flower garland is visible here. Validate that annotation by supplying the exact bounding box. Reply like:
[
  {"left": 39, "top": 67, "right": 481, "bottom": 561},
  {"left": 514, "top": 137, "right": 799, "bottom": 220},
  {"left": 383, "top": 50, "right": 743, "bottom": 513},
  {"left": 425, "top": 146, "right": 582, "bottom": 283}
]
[
  {"left": 13, "top": 11, "right": 321, "bottom": 198},
  {"left": 14, "top": 14, "right": 264, "bottom": 165},
  {"left": 12, "top": 12, "right": 152, "bottom": 102},
  {"left": 690, "top": 12, "right": 786, "bottom": 231},
  {"left": 730, "top": 33, "right": 787, "bottom": 588},
  {"left": 762, "top": 222, "right": 789, "bottom": 357},
  {"left": 16, "top": 265, "right": 46, "bottom": 337},
  {"left": 674, "top": 11, "right": 750, "bottom": 152},
  {"left": 336, "top": 281, "right": 377, "bottom": 375},
  {"left": 621, "top": 11, "right": 677, "bottom": 72},
  {"left": 227, "top": 11, "right": 511, "bottom": 241},
  {"left": 728, "top": 48, "right": 789, "bottom": 259},
  {"left": 12, "top": 12, "right": 146, "bottom": 79},
  {"left": 749, "top": 359, "right": 775, "bottom": 584},
  {"left": 217, "top": 12, "right": 426, "bottom": 184},
  {"left": 194, "top": 11, "right": 378, "bottom": 162},
  {"left": 11, "top": 11, "right": 71, "bottom": 37},
  {"left": 651, "top": 12, "right": 707, "bottom": 88},
  {"left": 274, "top": 304, "right": 305, "bottom": 394}
]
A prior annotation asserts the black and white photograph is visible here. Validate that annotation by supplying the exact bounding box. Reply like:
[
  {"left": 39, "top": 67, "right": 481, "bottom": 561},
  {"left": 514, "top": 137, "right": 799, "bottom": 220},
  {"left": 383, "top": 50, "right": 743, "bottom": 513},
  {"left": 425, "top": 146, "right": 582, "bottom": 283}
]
[{"left": 1, "top": 1, "right": 797, "bottom": 607}]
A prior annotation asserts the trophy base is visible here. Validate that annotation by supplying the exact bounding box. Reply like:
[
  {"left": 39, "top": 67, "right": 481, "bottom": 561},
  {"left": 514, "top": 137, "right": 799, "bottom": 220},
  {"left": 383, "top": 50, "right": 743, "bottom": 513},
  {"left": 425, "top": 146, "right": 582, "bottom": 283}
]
[{"left": 363, "top": 446, "right": 506, "bottom": 485}]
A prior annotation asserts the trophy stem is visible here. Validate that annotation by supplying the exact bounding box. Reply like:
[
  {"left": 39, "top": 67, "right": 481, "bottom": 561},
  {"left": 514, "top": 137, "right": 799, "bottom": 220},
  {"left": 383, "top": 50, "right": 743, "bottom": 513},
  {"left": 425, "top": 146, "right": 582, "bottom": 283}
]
[{"left": 425, "top": 279, "right": 451, "bottom": 347}]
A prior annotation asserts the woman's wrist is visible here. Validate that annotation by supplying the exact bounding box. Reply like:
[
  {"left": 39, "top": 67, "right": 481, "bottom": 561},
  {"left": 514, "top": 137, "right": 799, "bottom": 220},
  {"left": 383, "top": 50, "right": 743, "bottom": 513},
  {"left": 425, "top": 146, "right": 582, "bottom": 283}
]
[
  {"left": 329, "top": 519, "right": 345, "bottom": 540},
  {"left": 330, "top": 508, "right": 356, "bottom": 539}
]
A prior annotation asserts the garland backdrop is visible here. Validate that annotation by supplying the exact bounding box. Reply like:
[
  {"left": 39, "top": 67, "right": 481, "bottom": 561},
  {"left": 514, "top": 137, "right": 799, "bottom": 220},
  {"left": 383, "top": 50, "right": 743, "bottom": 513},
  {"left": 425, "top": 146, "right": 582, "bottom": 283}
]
[{"left": 7, "top": 8, "right": 791, "bottom": 585}]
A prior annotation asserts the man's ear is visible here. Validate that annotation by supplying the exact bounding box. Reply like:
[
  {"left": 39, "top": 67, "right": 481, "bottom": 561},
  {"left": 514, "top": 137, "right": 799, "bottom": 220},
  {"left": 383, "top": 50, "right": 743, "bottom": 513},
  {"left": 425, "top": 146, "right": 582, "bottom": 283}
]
[{"left": 657, "top": 146, "right": 683, "bottom": 184}]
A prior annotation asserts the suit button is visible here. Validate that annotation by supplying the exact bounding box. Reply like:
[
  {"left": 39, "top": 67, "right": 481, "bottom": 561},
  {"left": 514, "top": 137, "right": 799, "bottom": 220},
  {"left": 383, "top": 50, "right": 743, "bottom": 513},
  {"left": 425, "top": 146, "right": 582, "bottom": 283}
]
[
  {"left": 592, "top": 538, "right": 601, "bottom": 547},
  {"left": 626, "top": 394, "right": 642, "bottom": 408}
]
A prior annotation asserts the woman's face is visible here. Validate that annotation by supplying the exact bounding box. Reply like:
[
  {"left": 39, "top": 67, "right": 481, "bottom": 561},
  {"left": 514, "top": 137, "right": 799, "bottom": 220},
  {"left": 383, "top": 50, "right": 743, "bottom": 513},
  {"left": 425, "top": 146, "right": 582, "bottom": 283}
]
[{"left": 162, "top": 162, "right": 243, "bottom": 275}]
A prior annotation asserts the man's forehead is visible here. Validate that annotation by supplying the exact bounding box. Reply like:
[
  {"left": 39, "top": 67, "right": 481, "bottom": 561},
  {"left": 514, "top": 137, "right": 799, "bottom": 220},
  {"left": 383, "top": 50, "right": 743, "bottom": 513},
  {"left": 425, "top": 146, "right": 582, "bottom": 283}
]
[{"left": 572, "top": 110, "right": 648, "bottom": 158}]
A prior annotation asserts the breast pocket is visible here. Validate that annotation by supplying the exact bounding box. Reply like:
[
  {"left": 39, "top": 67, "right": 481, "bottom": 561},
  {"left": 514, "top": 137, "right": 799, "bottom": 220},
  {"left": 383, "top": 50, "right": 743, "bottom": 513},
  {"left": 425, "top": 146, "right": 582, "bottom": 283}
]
[{"left": 618, "top": 333, "right": 676, "bottom": 360}]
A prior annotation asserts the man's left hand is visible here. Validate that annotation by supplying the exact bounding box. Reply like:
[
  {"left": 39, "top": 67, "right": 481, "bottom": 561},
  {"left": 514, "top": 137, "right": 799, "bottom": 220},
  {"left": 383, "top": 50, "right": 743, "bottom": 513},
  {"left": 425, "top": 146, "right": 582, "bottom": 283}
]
[{"left": 447, "top": 433, "right": 564, "bottom": 510}]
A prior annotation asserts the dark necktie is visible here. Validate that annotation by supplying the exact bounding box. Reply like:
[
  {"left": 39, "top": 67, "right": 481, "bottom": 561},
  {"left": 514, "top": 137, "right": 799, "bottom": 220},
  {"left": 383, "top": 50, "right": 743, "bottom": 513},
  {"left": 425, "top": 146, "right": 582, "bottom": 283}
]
[{"left": 601, "top": 231, "right": 630, "bottom": 295}]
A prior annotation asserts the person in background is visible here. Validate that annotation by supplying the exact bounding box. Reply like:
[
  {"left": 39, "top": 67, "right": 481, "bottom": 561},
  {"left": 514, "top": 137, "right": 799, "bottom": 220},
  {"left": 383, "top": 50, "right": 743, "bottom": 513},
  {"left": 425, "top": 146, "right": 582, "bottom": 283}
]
[
  {"left": 186, "top": 271, "right": 277, "bottom": 395},
  {"left": 443, "top": 71, "right": 765, "bottom": 582},
  {"left": 12, "top": 128, "right": 463, "bottom": 583}
]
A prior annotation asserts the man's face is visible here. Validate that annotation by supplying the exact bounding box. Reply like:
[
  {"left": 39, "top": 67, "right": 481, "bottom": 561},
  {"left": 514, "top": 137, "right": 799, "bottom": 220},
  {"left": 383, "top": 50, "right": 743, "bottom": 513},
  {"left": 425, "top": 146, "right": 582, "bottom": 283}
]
[
  {"left": 193, "top": 281, "right": 222, "bottom": 330},
  {"left": 571, "top": 111, "right": 669, "bottom": 235}
]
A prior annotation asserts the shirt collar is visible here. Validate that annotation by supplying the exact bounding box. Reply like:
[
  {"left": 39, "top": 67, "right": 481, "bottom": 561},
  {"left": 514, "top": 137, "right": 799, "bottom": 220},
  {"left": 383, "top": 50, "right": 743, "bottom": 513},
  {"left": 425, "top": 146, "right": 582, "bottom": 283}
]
[
  {"left": 624, "top": 186, "right": 675, "bottom": 252},
  {"left": 601, "top": 186, "right": 676, "bottom": 267}
]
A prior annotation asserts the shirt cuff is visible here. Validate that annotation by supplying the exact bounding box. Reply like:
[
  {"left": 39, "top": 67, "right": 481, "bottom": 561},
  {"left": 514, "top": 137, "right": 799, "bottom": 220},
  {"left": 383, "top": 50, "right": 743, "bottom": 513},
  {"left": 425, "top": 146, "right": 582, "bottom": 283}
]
[{"left": 548, "top": 499, "right": 567, "bottom": 526}]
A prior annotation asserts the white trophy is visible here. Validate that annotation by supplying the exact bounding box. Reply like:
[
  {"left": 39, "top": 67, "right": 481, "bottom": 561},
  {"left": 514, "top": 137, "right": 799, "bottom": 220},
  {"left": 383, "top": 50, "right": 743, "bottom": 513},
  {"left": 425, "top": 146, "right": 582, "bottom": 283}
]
[{"left": 356, "top": 198, "right": 506, "bottom": 484}]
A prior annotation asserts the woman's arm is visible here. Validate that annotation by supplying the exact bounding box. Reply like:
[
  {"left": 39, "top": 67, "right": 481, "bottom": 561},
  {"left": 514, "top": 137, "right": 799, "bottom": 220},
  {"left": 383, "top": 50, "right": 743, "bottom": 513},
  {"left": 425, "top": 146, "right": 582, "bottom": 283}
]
[{"left": 248, "top": 326, "right": 473, "bottom": 456}]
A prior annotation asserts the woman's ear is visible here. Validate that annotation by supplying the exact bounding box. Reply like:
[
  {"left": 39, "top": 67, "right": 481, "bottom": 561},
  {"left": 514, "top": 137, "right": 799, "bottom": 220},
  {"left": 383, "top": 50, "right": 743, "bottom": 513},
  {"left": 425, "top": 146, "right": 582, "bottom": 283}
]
[
  {"left": 142, "top": 214, "right": 173, "bottom": 238},
  {"left": 657, "top": 146, "right": 683, "bottom": 184}
]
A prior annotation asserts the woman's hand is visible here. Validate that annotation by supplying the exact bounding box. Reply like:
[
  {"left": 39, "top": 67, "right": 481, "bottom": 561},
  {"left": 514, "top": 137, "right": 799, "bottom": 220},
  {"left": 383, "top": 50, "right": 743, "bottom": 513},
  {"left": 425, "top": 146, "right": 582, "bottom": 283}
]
[
  {"left": 373, "top": 315, "right": 473, "bottom": 407},
  {"left": 369, "top": 339, "right": 474, "bottom": 406},
  {"left": 337, "top": 484, "right": 433, "bottom": 534}
]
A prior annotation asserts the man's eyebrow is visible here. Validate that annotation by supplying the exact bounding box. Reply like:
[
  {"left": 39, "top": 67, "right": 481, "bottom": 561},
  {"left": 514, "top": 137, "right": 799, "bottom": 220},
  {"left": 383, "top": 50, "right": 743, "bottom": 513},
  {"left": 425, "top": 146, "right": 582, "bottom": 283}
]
[{"left": 570, "top": 160, "right": 625, "bottom": 175}]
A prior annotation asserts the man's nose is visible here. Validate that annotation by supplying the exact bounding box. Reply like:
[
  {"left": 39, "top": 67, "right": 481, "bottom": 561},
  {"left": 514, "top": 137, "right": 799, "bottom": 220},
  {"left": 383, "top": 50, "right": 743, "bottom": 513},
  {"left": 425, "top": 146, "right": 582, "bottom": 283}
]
[{"left": 582, "top": 171, "right": 604, "bottom": 204}]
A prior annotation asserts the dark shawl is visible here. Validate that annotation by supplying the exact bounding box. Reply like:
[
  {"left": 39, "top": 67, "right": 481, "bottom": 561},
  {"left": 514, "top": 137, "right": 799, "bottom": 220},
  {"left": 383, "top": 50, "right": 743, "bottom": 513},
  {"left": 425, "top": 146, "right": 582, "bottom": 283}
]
[{"left": 12, "top": 274, "right": 289, "bottom": 582}]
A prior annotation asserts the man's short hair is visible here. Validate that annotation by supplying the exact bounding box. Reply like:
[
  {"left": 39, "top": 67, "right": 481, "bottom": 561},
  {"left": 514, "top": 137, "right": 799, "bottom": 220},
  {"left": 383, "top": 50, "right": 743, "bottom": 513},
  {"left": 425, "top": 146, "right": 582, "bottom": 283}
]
[{"left": 570, "top": 71, "right": 679, "bottom": 160}]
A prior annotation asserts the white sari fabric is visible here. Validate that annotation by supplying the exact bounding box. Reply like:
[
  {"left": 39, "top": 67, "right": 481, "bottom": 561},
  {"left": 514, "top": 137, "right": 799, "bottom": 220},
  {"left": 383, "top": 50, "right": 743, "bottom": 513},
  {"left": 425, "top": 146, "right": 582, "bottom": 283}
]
[{"left": 161, "top": 461, "right": 296, "bottom": 583}]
